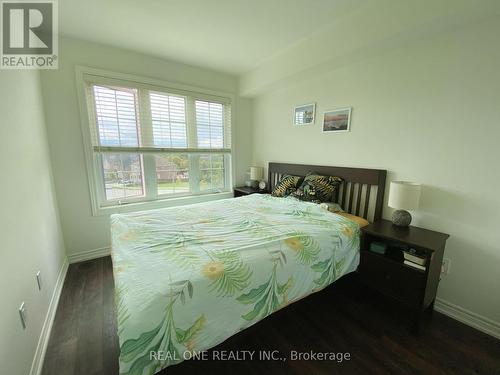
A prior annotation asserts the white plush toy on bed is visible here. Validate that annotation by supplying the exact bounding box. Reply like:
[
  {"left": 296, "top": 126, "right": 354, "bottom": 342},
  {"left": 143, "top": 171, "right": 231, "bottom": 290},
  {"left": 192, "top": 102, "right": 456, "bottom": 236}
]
[{"left": 319, "top": 202, "right": 343, "bottom": 212}]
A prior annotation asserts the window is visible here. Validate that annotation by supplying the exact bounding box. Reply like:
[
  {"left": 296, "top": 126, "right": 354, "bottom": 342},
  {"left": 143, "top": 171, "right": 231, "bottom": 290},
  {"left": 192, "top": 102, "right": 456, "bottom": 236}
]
[{"left": 82, "top": 73, "right": 232, "bottom": 213}]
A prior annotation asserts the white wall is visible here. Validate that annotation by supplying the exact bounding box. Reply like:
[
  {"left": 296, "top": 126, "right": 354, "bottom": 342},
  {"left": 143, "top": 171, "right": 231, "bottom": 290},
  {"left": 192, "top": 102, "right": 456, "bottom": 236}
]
[
  {"left": 250, "top": 20, "right": 500, "bottom": 325},
  {"left": 40, "top": 37, "right": 252, "bottom": 258},
  {"left": 0, "top": 71, "right": 66, "bottom": 375}
]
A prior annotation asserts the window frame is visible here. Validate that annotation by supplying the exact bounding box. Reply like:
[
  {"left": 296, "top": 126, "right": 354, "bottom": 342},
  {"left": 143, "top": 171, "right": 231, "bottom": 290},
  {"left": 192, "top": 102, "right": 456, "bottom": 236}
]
[{"left": 76, "top": 66, "right": 235, "bottom": 216}]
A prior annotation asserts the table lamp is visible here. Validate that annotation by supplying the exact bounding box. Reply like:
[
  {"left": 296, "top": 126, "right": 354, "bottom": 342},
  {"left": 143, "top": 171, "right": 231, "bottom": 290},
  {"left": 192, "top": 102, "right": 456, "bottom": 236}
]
[
  {"left": 246, "top": 166, "right": 263, "bottom": 188},
  {"left": 388, "top": 181, "right": 421, "bottom": 227}
]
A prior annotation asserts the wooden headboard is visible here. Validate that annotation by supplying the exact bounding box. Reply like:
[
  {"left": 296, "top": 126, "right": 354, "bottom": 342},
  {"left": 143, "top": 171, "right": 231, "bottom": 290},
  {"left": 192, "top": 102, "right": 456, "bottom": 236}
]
[{"left": 268, "top": 162, "right": 387, "bottom": 222}]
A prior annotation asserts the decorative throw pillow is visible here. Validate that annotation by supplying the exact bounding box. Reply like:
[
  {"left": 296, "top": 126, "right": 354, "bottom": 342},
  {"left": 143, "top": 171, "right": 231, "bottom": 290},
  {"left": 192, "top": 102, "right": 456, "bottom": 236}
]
[
  {"left": 271, "top": 174, "right": 303, "bottom": 197},
  {"left": 292, "top": 173, "right": 342, "bottom": 203}
]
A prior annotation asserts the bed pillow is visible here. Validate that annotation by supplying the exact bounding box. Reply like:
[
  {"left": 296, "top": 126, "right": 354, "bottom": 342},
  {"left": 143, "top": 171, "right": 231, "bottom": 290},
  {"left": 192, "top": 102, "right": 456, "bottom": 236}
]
[
  {"left": 291, "top": 173, "right": 342, "bottom": 203},
  {"left": 337, "top": 212, "right": 370, "bottom": 228},
  {"left": 271, "top": 174, "right": 303, "bottom": 197}
]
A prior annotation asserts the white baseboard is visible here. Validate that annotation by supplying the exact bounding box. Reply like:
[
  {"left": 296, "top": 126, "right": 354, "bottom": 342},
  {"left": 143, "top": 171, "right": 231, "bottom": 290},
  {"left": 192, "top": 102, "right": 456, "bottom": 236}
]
[
  {"left": 435, "top": 297, "right": 500, "bottom": 340},
  {"left": 29, "top": 257, "right": 69, "bottom": 375},
  {"left": 68, "top": 246, "right": 111, "bottom": 263}
]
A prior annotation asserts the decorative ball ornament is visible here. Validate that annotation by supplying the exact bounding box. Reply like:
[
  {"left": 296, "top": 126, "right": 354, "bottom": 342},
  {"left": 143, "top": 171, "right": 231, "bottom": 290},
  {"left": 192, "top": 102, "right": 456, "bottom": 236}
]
[
  {"left": 258, "top": 181, "right": 267, "bottom": 190},
  {"left": 392, "top": 209, "right": 412, "bottom": 227}
]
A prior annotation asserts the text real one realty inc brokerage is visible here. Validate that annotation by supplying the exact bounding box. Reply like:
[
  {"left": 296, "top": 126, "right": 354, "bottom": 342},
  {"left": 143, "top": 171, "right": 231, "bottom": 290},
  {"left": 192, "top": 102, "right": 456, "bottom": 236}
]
[{"left": 150, "top": 350, "right": 352, "bottom": 362}]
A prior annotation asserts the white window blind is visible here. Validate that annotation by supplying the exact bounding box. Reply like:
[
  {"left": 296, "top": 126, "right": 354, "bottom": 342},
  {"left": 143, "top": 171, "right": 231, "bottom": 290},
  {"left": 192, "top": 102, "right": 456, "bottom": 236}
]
[
  {"left": 195, "top": 100, "right": 224, "bottom": 148},
  {"left": 93, "top": 85, "right": 139, "bottom": 147},
  {"left": 150, "top": 92, "right": 187, "bottom": 148},
  {"left": 84, "top": 76, "right": 232, "bottom": 209}
]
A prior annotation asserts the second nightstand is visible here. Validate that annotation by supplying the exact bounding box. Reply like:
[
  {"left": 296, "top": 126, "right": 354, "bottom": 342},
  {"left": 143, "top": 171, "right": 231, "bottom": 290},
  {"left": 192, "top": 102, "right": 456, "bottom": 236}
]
[
  {"left": 359, "top": 219, "right": 449, "bottom": 332},
  {"left": 233, "top": 186, "right": 267, "bottom": 197}
]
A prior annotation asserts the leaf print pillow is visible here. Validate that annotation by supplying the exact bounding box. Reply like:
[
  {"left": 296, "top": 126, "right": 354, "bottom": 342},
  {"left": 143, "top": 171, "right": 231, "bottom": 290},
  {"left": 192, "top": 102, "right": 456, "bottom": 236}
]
[
  {"left": 271, "top": 174, "right": 303, "bottom": 197},
  {"left": 292, "top": 173, "right": 342, "bottom": 203}
]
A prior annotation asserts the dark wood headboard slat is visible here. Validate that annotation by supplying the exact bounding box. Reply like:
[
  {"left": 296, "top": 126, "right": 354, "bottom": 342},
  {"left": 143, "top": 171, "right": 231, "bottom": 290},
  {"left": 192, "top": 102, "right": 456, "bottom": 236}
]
[
  {"left": 333, "top": 183, "right": 339, "bottom": 203},
  {"left": 348, "top": 183, "right": 355, "bottom": 213},
  {"left": 268, "top": 162, "right": 386, "bottom": 222},
  {"left": 339, "top": 181, "right": 349, "bottom": 206},
  {"left": 363, "top": 184, "right": 371, "bottom": 219},
  {"left": 374, "top": 172, "right": 386, "bottom": 221},
  {"left": 356, "top": 183, "right": 363, "bottom": 216}
]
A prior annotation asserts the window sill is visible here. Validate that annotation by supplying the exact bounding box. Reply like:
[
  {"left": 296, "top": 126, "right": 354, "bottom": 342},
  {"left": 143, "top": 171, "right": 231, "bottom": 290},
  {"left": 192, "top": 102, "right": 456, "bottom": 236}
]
[{"left": 92, "top": 191, "right": 233, "bottom": 216}]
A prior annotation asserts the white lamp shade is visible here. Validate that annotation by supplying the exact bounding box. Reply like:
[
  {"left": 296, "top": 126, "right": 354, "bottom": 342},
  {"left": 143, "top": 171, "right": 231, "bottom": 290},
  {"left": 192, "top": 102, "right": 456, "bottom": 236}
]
[
  {"left": 388, "top": 181, "right": 421, "bottom": 210},
  {"left": 249, "top": 166, "right": 263, "bottom": 180}
]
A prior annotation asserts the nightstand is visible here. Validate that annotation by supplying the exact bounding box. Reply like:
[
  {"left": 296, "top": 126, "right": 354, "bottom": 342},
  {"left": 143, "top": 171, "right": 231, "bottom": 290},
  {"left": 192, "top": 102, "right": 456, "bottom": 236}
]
[
  {"left": 233, "top": 186, "right": 267, "bottom": 197},
  {"left": 359, "top": 219, "right": 449, "bottom": 332}
]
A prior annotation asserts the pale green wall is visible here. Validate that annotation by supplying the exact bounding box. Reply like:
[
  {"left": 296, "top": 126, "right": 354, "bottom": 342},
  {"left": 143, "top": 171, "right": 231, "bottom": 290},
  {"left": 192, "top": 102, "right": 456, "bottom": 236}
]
[
  {"left": 0, "top": 71, "right": 66, "bottom": 374},
  {"left": 40, "top": 37, "right": 252, "bottom": 256},
  {"left": 251, "top": 20, "right": 500, "bottom": 324}
]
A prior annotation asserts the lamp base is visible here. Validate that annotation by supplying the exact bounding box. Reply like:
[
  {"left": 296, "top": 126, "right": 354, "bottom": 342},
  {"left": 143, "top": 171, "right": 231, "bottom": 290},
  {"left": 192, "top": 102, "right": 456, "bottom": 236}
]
[{"left": 392, "top": 210, "right": 412, "bottom": 227}]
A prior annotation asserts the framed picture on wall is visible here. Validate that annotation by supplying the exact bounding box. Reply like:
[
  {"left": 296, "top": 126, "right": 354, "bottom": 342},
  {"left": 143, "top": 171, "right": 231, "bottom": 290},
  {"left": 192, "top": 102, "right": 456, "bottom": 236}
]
[
  {"left": 322, "top": 107, "right": 351, "bottom": 133},
  {"left": 293, "top": 103, "right": 315, "bottom": 125}
]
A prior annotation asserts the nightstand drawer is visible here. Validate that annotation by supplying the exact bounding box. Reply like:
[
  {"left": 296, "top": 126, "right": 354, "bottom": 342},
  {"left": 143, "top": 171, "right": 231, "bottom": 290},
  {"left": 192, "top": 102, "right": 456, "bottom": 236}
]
[{"left": 359, "top": 251, "right": 426, "bottom": 307}]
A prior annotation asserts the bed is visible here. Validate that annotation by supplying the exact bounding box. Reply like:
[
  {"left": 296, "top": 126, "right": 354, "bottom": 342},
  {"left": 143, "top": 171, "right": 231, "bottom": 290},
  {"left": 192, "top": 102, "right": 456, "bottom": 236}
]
[{"left": 111, "top": 163, "right": 386, "bottom": 375}]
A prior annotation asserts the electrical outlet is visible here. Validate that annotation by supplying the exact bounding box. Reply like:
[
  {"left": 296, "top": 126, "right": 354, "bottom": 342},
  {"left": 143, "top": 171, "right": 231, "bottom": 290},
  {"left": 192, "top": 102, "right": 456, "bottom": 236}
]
[
  {"left": 36, "top": 271, "right": 42, "bottom": 290},
  {"left": 441, "top": 258, "right": 451, "bottom": 275},
  {"left": 19, "top": 302, "right": 27, "bottom": 329}
]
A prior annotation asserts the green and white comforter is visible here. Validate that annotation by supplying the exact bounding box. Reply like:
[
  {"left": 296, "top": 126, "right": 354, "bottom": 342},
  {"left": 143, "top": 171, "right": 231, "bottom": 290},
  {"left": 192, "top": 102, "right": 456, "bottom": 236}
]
[{"left": 111, "top": 194, "right": 361, "bottom": 375}]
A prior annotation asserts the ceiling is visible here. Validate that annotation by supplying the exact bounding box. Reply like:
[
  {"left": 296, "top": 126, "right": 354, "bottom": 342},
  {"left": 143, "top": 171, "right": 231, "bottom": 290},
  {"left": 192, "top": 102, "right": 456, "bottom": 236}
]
[
  {"left": 59, "top": 0, "right": 368, "bottom": 75},
  {"left": 60, "top": 0, "right": 500, "bottom": 88}
]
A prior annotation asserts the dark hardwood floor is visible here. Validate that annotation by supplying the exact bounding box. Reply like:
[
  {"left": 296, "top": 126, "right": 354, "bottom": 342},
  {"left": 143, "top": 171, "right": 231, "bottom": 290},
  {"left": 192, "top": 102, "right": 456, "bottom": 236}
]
[{"left": 42, "top": 257, "right": 500, "bottom": 375}]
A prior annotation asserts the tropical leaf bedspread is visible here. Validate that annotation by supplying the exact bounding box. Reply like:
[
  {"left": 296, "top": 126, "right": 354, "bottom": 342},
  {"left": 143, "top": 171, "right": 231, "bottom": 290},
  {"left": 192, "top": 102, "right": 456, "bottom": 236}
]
[{"left": 111, "top": 194, "right": 361, "bottom": 375}]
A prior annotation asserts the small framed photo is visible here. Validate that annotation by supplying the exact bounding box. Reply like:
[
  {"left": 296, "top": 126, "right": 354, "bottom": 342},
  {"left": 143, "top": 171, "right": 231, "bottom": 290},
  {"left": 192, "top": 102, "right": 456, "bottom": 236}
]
[
  {"left": 293, "top": 103, "right": 315, "bottom": 125},
  {"left": 322, "top": 107, "right": 351, "bottom": 133}
]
